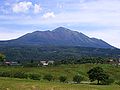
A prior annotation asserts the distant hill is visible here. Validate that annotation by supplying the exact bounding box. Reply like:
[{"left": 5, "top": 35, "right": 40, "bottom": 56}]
[
  {"left": 0, "top": 27, "right": 114, "bottom": 48},
  {"left": 0, "top": 46, "right": 120, "bottom": 62}
]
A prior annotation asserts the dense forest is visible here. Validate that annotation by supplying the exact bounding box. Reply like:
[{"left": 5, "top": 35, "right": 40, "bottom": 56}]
[{"left": 0, "top": 46, "right": 120, "bottom": 63}]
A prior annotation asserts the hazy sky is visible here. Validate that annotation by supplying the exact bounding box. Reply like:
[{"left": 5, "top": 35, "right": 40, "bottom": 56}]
[{"left": 0, "top": 0, "right": 120, "bottom": 48}]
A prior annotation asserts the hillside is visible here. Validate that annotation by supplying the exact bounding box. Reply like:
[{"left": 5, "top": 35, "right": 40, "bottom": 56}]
[
  {"left": 0, "top": 46, "right": 120, "bottom": 62},
  {"left": 0, "top": 27, "right": 114, "bottom": 48}
]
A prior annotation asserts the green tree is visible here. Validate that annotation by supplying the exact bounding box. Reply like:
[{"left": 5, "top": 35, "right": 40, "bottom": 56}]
[
  {"left": 87, "top": 67, "right": 109, "bottom": 85},
  {"left": 59, "top": 76, "right": 67, "bottom": 83},
  {"left": 73, "top": 75, "right": 84, "bottom": 84},
  {"left": 0, "top": 53, "right": 6, "bottom": 62}
]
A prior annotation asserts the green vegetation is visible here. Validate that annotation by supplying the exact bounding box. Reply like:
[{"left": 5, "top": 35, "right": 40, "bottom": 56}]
[
  {"left": 59, "top": 75, "right": 67, "bottom": 83},
  {"left": 0, "top": 46, "right": 120, "bottom": 62},
  {"left": 73, "top": 74, "right": 84, "bottom": 84},
  {"left": 0, "top": 64, "right": 120, "bottom": 81},
  {"left": 43, "top": 74, "right": 53, "bottom": 81},
  {"left": 0, "top": 77, "right": 120, "bottom": 90},
  {"left": 87, "top": 67, "right": 110, "bottom": 84},
  {"left": 0, "top": 53, "right": 5, "bottom": 62},
  {"left": 13, "top": 72, "right": 28, "bottom": 79},
  {"left": 0, "top": 64, "right": 120, "bottom": 89},
  {"left": 29, "top": 73, "right": 41, "bottom": 80}
]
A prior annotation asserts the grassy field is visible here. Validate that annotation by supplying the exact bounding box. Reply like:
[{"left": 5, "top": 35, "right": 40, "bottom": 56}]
[
  {"left": 0, "top": 77, "right": 120, "bottom": 90},
  {"left": 0, "top": 64, "right": 120, "bottom": 81},
  {"left": 0, "top": 64, "right": 120, "bottom": 90}
]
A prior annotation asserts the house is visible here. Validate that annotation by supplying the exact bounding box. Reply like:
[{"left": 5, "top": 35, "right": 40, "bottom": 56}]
[
  {"left": 108, "top": 58, "right": 120, "bottom": 66},
  {"left": 107, "top": 59, "right": 115, "bottom": 65},
  {"left": 4, "top": 61, "right": 21, "bottom": 66},
  {"left": 39, "top": 61, "right": 54, "bottom": 66},
  {"left": 4, "top": 61, "right": 11, "bottom": 66}
]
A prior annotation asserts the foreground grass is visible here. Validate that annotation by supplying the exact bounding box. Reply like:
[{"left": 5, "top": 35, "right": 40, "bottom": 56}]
[
  {"left": 0, "top": 77, "right": 120, "bottom": 90},
  {"left": 0, "top": 64, "right": 120, "bottom": 90}
]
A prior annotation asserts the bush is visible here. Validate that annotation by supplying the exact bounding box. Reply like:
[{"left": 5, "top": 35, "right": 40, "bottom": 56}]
[
  {"left": 0, "top": 72, "right": 11, "bottom": 77},
  {"left": 101, "top": 78, "right": 114, "bottom": 85},
  {"left": 43, "top": 74, "right": 53, "bottom": 81},
  {"left": 73, "top": 75, "right": 84, "bottom": 84},
  {"left": 29, "top": 73, "right": 41, "bottom": 80},
  {"left": 0, "top": 72, "right": 3, "bottom": 76},
  {"left": 13, "top": 72, "right": 28, "bottom": 79},
  {"left": 59, "top": 76, "right": 67, "bottom": 83},
  {"left": 116, "top": 81, "right": 120, "bottom": 86}
]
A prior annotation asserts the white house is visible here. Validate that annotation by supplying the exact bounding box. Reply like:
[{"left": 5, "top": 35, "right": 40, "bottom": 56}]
[{"left": 40, "top": 61, "right": 54, "bottom": 66}]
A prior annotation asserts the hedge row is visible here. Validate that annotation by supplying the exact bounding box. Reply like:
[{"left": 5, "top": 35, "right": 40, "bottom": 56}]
[
  {"left": 0, "top": 71, "right": 114, "bottom": 85},
  {"left": 0, "top": 71, "right": 84, "bottom": 83},
  {"left": 0, "top": 71, "right": 40, "bottom": 80}
]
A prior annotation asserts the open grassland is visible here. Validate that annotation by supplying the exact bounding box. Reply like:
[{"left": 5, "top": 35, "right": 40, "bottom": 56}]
[
  {"left": 0, "top": 64, "right": 120, "bottom": 90},
  {"left": 0, "top": 77, "right": 120, "bottom": 90},
  {"left": 0, "top": 64, "right": 120, "bottom": 81}
]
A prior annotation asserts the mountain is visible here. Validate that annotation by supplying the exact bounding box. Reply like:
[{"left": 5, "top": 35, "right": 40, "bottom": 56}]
[{"left": 0, "top": 27, "right": 114, "bottom": 48}]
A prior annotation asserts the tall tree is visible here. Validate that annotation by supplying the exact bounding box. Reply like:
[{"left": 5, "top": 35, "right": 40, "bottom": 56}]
[{"left": 87, "top": 67, "right": 109, "bottom": 84}]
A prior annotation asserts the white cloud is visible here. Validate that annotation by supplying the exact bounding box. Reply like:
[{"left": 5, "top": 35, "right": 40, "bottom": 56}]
[
  {"left": 12, "top": 1, "right": 42, "bottom": 14},
  {"left": 57, "top": 3, "right": 64, "bottom": 9},
  {"left": 43, "top": 12, "right": 55, "bottom": 19},
  {"left": 80, "top": 0, "right": 120, "bottom": 11},
  {"left": 12, "top": 1, "right": 33, "bottom": 13},
  {"left": 34, "top": 4, "right": 42, "bottom": 14}
]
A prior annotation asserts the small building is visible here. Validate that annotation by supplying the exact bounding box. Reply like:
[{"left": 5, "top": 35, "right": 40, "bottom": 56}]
[
  {"left": 107, "top": 59, "right": 115, "bottom": 65},
  {"left": 4, "top": 61, "right": 21, "bottom": 66},
  {"left": 4, "top": 61, "right": 11, "bottom": 65},
  {"left": 108, "top": 58, "right": 120, "bottom": 66},
  {"left": 40, "top": 60, "right": 54, "bottom": 66}
]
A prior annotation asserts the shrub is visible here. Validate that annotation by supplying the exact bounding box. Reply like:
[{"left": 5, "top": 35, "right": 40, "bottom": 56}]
[
  {"left": 101, "top": 78, "right": 114, "bottom": 85},
  {"left": 29, "top": 73, "right": 41, "bottom": 80},
  {"left": 13, "top": 72, "right": 28, "bottom": 79},
  {"left": 0, "top": 72, "right": 3, "bottom": 76},
  {"left": 73, "top": 75, "right": 84, "bottom": 84},
  {"left": 59, "top": 76, "right": 67, "bottom": 83},
  {"left": 0, "top": 72, "right": 11, "bottom": 77},
  {"left": 116, "top": 81, "right": 120, "bottom": 86},
  {"left": 43, "top": 74, "right": 53, "bottom": 81}
]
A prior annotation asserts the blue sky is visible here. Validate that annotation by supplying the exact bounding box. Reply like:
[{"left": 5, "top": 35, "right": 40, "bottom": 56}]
[{"left": 0, "top": 0, "right": 120, "bottom": 48}]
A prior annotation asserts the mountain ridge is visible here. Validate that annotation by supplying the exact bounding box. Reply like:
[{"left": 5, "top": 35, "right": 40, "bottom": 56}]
[{"left": 0, "top": 27, "right": 114, "bottom": 48}]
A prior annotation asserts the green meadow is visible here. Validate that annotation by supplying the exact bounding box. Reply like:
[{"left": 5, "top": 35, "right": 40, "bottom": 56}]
[
  {"left": 0, "top": 77, "right": 120, "bottom": 90},
  {"left": 0, "top": 64, "right": 120, "bottom": 90}
]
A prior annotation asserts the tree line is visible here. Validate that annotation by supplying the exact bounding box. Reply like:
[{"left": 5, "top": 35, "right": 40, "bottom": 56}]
[{"left": 0, "top": 46, "right": 120, "bottom": 62}]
